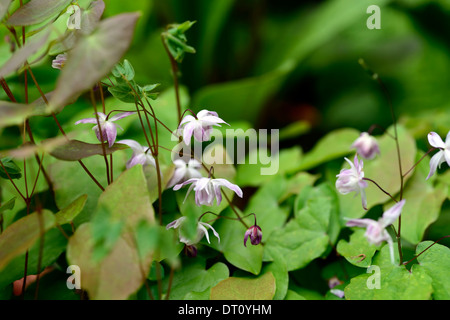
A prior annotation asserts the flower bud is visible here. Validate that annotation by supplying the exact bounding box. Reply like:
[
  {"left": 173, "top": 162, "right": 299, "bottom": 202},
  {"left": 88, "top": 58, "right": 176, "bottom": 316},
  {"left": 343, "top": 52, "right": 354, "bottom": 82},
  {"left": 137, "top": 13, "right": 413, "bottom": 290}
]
[
  {"left": 244, "top": 225, "right": 262, "bottom": 247},
  {"left": 184, "top": 244, "right": 198, "bottom": 258},
  {"left": 351, "top": 132, "right": 380, "bottom": 160}
]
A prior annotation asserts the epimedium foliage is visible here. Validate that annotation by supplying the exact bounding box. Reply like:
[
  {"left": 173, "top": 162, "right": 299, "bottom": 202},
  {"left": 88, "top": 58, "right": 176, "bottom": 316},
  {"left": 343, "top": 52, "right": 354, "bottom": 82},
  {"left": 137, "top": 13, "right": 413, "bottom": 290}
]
[{"left": 0, "top": 0, "right": 449, "bottom": 302}]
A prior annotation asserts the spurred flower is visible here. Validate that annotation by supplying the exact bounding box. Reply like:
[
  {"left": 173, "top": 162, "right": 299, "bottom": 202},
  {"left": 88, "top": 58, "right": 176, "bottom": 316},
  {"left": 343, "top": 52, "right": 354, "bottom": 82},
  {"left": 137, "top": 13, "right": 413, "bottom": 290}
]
[
  {"left": 346, "top": 199, "right": 406, "bottom": 264},
  {"left": 167, "top": 158, "right": 203, "bottom": 188},
  {"left": 75, "top": 112, "right": 135, "bottom": 147},
  {"left": 178, "top": 110, "right": 228, "bottom": 145},
  {"left": 244, "top": 225, "right": 262, "bottom": 247},
  {"left": 426, "top": 131, "right": 450, "bottom": 180},
  {"left": 173, "top": 177, "right": 243, "bottom": 207},
  {"left": 336, "top": 154, "right": 368, "bottom": 210},
  {"left": 166, "top": 216, "right": 220, "bottom": 246},
  {"left": 52, "top": 53, "right": 67, "bottom": 70},
  {"left": 117, "top": 139, "right": 156, "bottom": 169},
  {"left": 351, "top": 132, "right": 380, "bottom": 160}
]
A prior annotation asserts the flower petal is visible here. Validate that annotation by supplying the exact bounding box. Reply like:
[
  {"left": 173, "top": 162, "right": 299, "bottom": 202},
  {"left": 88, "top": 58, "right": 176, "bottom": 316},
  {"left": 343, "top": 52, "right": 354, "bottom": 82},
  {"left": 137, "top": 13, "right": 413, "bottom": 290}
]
[
  {"left": 345, "top": 218, "right": 374, "bottom": 228},
  {"left": 381, "top": 199, "right": 405, "bottom": 227},
  {"left": 213, "top": 178, "right": 243, "bottom": 198},
  {"left": 75, "top": 117, "right": 98, "bottom": 125},
  {"left": 426, "top": 150, "right": 446, "bottom": 180},
  {"left": 104, "top": 122, "right": 117, "bottom": 147},
  {"left": 200, "top": 222, "right": 220, "bottom": 244},
  {"left": 109, "top": 111, "right": 135, "bottom": 122},
  {"left": 428, "top": 132, "right": 445, "bottom": 149},
  {"left": 117, "top": 139, "right": 144, "bottom": 153},
  {"left": 166, "top": 217, "right": 186, "bottom": 230}
]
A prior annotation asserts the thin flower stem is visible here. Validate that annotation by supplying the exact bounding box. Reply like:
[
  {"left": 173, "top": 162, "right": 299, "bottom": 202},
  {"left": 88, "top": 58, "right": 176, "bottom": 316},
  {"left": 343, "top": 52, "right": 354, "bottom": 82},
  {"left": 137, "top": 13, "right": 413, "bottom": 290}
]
[
  {"left": 403, "top": 235, "right": 450, "bottom": 266},
  {"left": 367, "top": 124, "right": 395, "bottom": 139},
  {"left": 34, "top": 207, "right": 45, "bottom": 300},
  {"left": 0, "top": 159, "right": 26, "bottom": 202},
  {"left": 165, "top": 266, "right": 175, "bottom": 300},
  {"left": 161, "top": 33, "right": 182, "bottom": 122},
  {"left": 90, "top": 88, "right": 110, "bottom": 186},
  {"left": 360, "top": 59, "right": 404, "bottom": 265},
  {"left": 402, "top": 147, "right": 437, "bottom": 178},
  {"left": 26, "top": 65, "right": 105, "bottom": 191},
  {"left": 363, "top": 177, "right": 398, "bottom": 203}
]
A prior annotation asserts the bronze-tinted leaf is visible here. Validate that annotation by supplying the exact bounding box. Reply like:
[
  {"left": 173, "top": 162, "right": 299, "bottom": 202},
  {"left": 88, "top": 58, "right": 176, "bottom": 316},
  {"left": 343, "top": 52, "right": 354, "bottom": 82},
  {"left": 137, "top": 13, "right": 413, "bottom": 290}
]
[
  {"left": 6, "top": 0, "right": 72, "bottom": 26},
  {"left": 49, "top": 12, "right": 140, "bottom": 112},
  {"left": 49, "top": 140, "right": 127, "bottom": 161}
]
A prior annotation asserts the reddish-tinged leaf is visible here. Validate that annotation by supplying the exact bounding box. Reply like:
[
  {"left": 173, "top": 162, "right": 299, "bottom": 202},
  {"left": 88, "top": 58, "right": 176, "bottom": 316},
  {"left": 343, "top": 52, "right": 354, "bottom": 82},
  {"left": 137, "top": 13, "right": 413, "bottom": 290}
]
[{"left": 49, "top": 12, "right": 140, "bottom": 112}]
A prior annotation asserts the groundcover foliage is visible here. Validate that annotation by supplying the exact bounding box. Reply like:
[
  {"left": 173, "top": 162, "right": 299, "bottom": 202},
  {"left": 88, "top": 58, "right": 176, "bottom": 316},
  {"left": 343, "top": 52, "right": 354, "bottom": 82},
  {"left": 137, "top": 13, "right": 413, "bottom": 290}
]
[{"left": 0, "top": 0, "right": 449, "bottom": 301}]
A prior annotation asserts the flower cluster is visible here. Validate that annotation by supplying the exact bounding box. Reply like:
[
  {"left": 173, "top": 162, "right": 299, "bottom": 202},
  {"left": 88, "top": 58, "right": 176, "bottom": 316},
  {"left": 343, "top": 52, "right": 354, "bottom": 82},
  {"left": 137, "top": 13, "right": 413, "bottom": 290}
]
[
  {"left": 337, "top": 128, "right": 450, "bottom": 265},
  {"left": 75, "top": 105, "right": 261, "bottom": 257}
]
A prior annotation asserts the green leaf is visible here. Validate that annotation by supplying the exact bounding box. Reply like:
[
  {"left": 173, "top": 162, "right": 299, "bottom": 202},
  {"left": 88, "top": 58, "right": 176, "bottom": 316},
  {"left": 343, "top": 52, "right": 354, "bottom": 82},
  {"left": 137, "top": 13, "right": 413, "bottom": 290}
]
[
  {"left": 265, "top": 184, "right": 337, "bottom": 271},
  {"left": 6, "top": 0, "right": 72, "bottom": 26},
  {"left": 344, "top": 245, "right": 433, "bottom": 300},
  {"left": 49, "top": 140, "right": 128, "bottom": 161},
  {"left": 337, "top": 229, "right": 379, "bottom": 268},
  {"left": 243, "top": 175, "right": 290, "bottom": 240},
  {"left": 209, "top": 208, "right": 264, "bottom": 275},
  {"left": 384, "top": 152, "right": 447, "bottom": 244},
  {"left": 262, "top": 249, "right": 289, "bottom": 300},
  {"left": 54, "top": 194, "right": 87, "bottom": 225},
  {"left": 236, "top": 145, "right": 303, "bottom": 187},
  {"left": 413, "top": 241, "right": 450, "bottom": 300},
  {"left": 163, "top": 259, "right": 229, "bottom": 300},
  {"left": 111, "top": 59, "right": 135, "bottom": 81},
  {"left": 0, "top": 210, "right": 55, "bottom": 271},
  {"left": 163, "top": 21, "right": 196, "bottom": 63},
  {"left": 296, "top": 128, "right": 360, "bottom": 171},
  {"left": 49, "top": 12, "right": 140, "bottom": 112},
  {"left": 0, "top": 197, "right": 16, "bottom": 214},
  {"left": 210, "top": 272, "right": 276, "bottom": 300},
  {"left": 0, "top": 157, "right": 22, "bottom": 180},
  {"left": 0, "top": 227, "right": 68, "bottom": 289}
]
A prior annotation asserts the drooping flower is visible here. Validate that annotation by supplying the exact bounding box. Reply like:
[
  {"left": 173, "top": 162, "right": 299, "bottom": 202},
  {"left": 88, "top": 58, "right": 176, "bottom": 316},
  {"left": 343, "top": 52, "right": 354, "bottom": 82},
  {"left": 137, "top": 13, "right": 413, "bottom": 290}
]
[
  {"left": 336, "top": 154, "right": 368, "bottom": 210},
  {"left": 52, "top": 53, "right": 67, "bottom": 70},
  {"left": 178, "top": 110, "right": 228, "bottom": 145},
  {"left": 244, "top": 224, "right": 262, "bottom": 247},
  {"left": 166, "top": 216, "right": 220, "bottom": 246},
  {"left": 426, "top": 131, "right": 450, "bottom": 180},
  {"left": 116, "top": 139, "right": 156, "bottom": 169},
  {"left": 167, "top": 158, "right": 203, "bottom": 188},
  {"left": 351, "top": 132, "right": 380, "bottom": 160},
  {"left": 173, "top": 177, "right": 243, "bottom": 207},
  {"left": 346, "top": 199, "right": 406, "bottom": 264},
  {"left": 75, "top": 112, "right": 135, "bottom": 147}
]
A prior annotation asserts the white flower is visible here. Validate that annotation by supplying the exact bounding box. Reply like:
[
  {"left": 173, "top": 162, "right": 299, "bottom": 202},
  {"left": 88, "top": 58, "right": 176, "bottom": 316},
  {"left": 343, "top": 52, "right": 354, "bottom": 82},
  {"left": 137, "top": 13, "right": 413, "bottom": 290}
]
[
  {"left": 173, "top": 177, "right": 243, "bottom": 207},
  {"left": 166, "top": 216, "right": 220, "bottom": 245},
  {"left": 336, "top": 154, "right": 368, "bottom": 210},
  {"left": 75, "top": 112, "right": 135, "bottom": 147},
  {"left": 167, "top": 158, "right": 203, "bottom": 188},
  {"left": 178, "top": 110, "right": 228, "bottom": 145},
  {"left": 351, "top": 132, "right": 380, "bottom": 160},
  {"left": 426, "top": 131, "right": 450, "bottom": 180},
  {"left": 346, "top": 199, "right": 406, "bottom": 264},
  {"left": 116, "top": 139, "right": 156, "bottom": 169}
]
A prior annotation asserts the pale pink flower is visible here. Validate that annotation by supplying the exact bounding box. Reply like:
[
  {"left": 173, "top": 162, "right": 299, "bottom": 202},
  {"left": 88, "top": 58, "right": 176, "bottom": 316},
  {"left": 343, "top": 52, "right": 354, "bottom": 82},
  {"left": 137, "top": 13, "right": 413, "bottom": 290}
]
[
  {"left": 173, "top": 177, "right": 243, "bottom": 207},
  {"left": 336, "top": 154, "right": 368, "bottom": 210},
  {"left": 426, "top": 131, "right": 450, "bottom": 180},
  {"left": 178, "top": 110, "right": 228, "bottom": 145},
  {"left": 75, "top": 112, "right": 135, "bottom": 147},
  {"left": 351, "top": 132, "right": 380, "bottom": 160}
]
